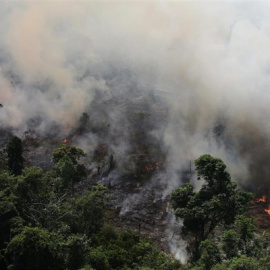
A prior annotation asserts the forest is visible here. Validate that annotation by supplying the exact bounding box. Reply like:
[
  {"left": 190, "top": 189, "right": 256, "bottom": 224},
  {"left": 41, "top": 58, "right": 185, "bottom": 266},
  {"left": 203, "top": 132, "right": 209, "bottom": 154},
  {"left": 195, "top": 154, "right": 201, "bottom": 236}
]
[
  {"left": 0, "top": 136, "right": 180, "bottom": 270},
  {"left": 1, "top": 1, "right": 270, "bottom": 269},
  {"left": 1, "top": 136, "right": 270, "bottom": 270}
]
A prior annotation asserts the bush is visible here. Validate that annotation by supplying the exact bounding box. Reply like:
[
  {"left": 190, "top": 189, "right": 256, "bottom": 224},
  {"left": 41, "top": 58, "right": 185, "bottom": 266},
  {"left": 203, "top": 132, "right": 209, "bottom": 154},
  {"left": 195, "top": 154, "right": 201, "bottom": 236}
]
[{"left": 87, "top": 247, "right": 110, "bottom": 270}]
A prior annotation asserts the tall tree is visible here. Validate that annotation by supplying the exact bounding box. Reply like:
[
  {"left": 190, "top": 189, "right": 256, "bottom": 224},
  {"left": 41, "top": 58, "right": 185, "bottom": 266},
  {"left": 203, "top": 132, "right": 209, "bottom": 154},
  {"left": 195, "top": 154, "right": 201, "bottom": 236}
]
[
  {"left": 5, "top": 227, "right": 63, "bottom": 270},
  {"left": 6, "top": 136, "right": 24, "bottom": 176},
  {"left": 171, "top": 154, "right": 252, "bottom": 261},
  {"left": 52, "top": 144, "right": 86, "bottom": 193},
  {"left": 72, "top": 185, "right": 108, "bottom": 236}
]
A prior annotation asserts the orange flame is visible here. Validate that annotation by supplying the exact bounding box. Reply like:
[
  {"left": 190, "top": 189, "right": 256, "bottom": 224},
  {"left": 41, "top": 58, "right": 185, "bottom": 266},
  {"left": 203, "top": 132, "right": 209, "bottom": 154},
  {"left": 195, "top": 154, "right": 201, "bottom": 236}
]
[
  {"left": 145, "top": 162, "right": 163, "bottom": 171},
  {"left": 256, "top": 195, "right": 267, "bottom": 203},
  {"left": 145, "top": 164, "right": 155, "bottom": 171},
  {"left": 61, "top": 128, "right": 80, "bottom": 145},
  {"left": 265, "top": 206, "right": 270, "bottom": 215}
]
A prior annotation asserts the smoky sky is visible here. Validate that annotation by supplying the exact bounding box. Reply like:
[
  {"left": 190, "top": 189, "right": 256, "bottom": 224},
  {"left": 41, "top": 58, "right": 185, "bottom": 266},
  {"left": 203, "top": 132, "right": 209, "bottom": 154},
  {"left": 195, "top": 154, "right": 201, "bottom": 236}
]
[{"left": 1, "top": 0, "right": 270, "bottom": 191}]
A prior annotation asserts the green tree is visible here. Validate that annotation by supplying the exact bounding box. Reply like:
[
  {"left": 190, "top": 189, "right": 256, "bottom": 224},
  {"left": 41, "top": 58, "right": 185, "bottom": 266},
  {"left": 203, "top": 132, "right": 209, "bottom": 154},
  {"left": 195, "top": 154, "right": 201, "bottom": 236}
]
[
  {"left": 228, "top": 255, "right": 258, "bottom": 270},
  {"left": 13, "top": 167, "right": 62, "bottom": 229},
  {"left": 0, "top": 171, "right": 18, "bottom": 267},
  {"left": 171, "top": 154, "right": 252, "bottom": 261},
  {"left": 71, "top": 185, "right": 108, "bottom": 236},
  {"left": 52, "top": 144, "right": 86, "bottom": 165},
  {"left": 92, "top": 225, "right": 181, "bottom": 270},
  {"left": 211, "top": 264, "right": 229, "bottom": 270},
  {"left": 234, "top": 215, "right": 258, "bottom": 257},
  {"left": 5, "top": 226, "right": 63, "bottom": 270},
  {"left": 222, "top": 229, "right": 238, "bottom": 259},
  {"left": 198, "top": 239, "right": 221, "bottom": 270},
  {"left": 65, "top": 234, "right": 90, "bottom": 269},
  {"left": 258, "top": 256, "right": 270, "bottom": 270},
  {"left": 221, "top": 215, "right": 268, "bottom": 262},
  {"left": 52, "top": 144, "right": 86, "bottom": 193},
  {"left": 87, "top": 247, "right": 110, "bottom": 270},
  {"left": 0, "top": 149, "right": 7, "bottom": 170},
  {"left": 6, "top": 136, "right": 24, "bottom": 176}
]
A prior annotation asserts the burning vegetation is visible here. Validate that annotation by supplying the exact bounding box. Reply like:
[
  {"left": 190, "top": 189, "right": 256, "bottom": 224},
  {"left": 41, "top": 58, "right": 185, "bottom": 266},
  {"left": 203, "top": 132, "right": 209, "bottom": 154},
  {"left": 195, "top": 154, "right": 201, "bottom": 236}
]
[
  {"left": 253, "top": 195, "right": 270, "bottom": 215},
  {"left": 1, "top": 1, "right": 270, "bottom": 269},
  {"left": 256, "top": 195, "right": 267, "bottom": 203},
  {"left": 2, "top": 121, "right": 270, "bottom": 269}
]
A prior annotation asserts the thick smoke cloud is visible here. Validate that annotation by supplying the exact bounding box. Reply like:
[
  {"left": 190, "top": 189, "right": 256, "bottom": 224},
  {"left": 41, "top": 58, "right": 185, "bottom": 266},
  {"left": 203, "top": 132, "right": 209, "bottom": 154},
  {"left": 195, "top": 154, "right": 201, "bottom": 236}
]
[{"left": 0, "top": 0, "right": 269, "bottom": 184}]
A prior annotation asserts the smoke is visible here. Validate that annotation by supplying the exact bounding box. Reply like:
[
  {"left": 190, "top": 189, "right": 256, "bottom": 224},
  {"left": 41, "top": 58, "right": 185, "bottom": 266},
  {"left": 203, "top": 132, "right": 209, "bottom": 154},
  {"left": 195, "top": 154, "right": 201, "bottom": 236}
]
[
  {"left": 166, "top": 214, "right": 187, "bottom": 264},
  {"left": 1, "top": 0, "right": 270, "bottom": 258}
]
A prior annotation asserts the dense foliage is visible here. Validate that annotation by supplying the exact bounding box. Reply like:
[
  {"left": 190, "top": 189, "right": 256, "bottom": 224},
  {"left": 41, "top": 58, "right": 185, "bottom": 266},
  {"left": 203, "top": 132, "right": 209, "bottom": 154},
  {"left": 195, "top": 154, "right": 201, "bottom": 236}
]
[
  {"left": 171, "top": 154, "right": 270, "bottom": 269},
  {"left": 0, "top": 137, "right": 180, "bottom": 270},
  {"left": 6, "top": 136, "right": 24, "bottom": 176},
  {"left": 3, "top": 137, "right": 270, "bottom": 270}
]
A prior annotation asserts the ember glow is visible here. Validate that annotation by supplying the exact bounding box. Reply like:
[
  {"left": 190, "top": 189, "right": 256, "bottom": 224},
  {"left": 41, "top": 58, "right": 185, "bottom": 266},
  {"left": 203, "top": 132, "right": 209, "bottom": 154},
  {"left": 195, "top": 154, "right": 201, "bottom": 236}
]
[
  {"left": 252, "top": 195, "right": 270, "bottom": 215},
  {"left": 145, "top": 162, "right": 162, "bottom": 171},
  {"left": 265, "top": 206, "right": 270, "bottom": 215},
  {"left": 256, "top": 196, "right": 267, "bottom": 203},
  {"left": 145, "top": 164, "right": 155, "bottom": 171}
]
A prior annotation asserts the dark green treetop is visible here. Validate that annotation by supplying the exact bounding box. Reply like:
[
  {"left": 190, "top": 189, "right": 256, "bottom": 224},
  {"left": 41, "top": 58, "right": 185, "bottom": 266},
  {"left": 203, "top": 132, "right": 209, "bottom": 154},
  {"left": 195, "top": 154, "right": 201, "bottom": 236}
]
[
  {"left": 6, "top": 136, "right": 24, "bottom": 176},
  {"left": 171, "top": 154, "right": 252, "bottom": 262},
  {"left": 52, "top": 144, "right": 87, "bottom": 193}
]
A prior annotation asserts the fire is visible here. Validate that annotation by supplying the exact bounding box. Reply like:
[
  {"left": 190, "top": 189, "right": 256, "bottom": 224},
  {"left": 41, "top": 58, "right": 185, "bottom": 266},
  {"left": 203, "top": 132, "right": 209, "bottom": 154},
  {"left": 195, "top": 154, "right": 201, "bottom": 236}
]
[
  {"left": 250, "top": 195, "right": 268, "bottom": 206},
  {"left": 251, "top": 194, "right": 270, "bottom": 216},
  {"left": 256, "top": 195, "right": 267, "bottom": 203},
  {"left": 61, "top": 128, "right": 80, "bottom": 145},
  {"left": 265, "top": 206, "right": 270, "bottom": 215},
  {"left": 145, "top": 164, "right": 155, "bottom": 171},
  {"left": 145, "top": 162, "right": 163, "bottom": 171}
]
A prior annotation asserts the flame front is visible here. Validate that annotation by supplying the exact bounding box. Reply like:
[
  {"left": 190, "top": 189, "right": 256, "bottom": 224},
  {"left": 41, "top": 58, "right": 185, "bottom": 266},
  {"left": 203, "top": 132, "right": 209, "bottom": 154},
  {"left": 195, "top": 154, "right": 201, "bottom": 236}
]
[
  {"left": 265, "top": 206, "right": 270, "bottom": 215},
  {"left": 251, "top": 195, "right": 270, "bottom": 215},
  {"left": 61, "top": 128, "right": 80, "bottom": 145},
  {"left": 256, "top": 195, "right": 267, "bottom": 203},
  {"left": 145, "top": 162, "right": 162, "bottom": 171},
  {"left": 145, "top": 164, "right": 155, "bottom": 171}
]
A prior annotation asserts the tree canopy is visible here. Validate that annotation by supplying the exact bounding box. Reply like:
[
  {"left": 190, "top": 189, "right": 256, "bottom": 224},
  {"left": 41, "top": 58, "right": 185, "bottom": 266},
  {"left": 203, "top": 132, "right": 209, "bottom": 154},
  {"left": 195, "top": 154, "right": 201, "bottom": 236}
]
[
  {"left": 171, "top": 154, "right": 252, "bottom": 261},
  {"left": 6, "top": 136, "right": 24, "bottom": 176},
  {"left": 52, "top": 144, "right": 87, "bottom": 193},
  {"left": 0, "top": 139, "right": 180, "bottom": 270}
]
